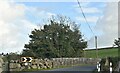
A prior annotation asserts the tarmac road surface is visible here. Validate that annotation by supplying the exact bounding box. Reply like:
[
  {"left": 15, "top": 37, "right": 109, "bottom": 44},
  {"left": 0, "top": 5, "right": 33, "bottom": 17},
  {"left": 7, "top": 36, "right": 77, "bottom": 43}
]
[{"left": 19, "top": 65, "right": 96, "bottom": 73}]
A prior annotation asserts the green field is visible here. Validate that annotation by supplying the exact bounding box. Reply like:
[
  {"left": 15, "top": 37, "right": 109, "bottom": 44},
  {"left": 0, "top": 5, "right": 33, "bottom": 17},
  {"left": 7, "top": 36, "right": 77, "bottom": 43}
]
[{"left": 84, "top": 48, "right": 118, "bottom": 58}]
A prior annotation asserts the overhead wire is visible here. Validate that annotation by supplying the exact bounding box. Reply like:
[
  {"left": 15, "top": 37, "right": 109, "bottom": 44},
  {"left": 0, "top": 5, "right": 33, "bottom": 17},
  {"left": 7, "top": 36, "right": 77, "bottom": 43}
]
[{"left": 77, "top": 0, "right": 95, "bottom": 36}]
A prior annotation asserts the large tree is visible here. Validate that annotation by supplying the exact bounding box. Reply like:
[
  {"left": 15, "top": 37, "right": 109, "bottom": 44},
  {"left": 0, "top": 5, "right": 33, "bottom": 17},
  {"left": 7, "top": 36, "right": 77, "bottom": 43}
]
[{"left": 24, "top": 16, "right": 87, "bottom": 58}]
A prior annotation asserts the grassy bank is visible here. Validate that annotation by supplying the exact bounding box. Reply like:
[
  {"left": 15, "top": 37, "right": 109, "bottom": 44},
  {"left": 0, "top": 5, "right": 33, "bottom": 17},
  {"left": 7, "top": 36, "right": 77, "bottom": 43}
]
[{"left": 84, "top": 48, "right": 118, "bottom": 58}]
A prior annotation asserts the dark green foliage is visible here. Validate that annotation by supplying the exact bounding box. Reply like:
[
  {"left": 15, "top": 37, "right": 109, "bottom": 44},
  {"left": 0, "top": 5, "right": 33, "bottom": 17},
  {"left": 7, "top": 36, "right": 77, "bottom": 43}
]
[
  {"left": 100, "top": 57, "right": 119, "bottom": 71},
  {"left": 23, "top": 16, "right": 87, "bottom": 58},
  {"left": 21, "top": 49, "right": 37, "bottom": 58},
  {"left": 114, "top": 38, "right": 120, "bottom": 47},
  {"left": 114, "top": 38, "right": 120, "bottom": 59},
  {"left": 3, "top": 53, "right": 20, "bottom": 62},
  {"left": 8, "top": 53, "right": 20, "bottom": 60}
]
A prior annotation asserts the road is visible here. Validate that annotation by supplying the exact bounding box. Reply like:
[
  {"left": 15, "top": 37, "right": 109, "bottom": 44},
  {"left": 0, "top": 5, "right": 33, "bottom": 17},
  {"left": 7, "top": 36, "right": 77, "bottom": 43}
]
[
  {"left": 19, "top": 65, "right": 97, "bottom": 73},
  {"left": 50, "top": 65, "right": 96, "bottom": 71}
]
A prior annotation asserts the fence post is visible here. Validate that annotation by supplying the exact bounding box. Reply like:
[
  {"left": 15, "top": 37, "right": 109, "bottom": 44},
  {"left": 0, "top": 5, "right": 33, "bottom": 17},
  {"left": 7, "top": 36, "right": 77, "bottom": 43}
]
[
  {"left": 110, "top": 62, "right": 112, "bottom": 73},
  {"left": 97, "top": 62, "right": 100, "bottom": 72}
]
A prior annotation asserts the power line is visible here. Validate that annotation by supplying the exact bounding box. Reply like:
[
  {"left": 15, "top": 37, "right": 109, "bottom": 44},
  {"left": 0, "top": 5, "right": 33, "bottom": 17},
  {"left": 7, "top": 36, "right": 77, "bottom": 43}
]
[
  {"left": 77, "top": 0, "right": 95, "bottom": 36},
  {"left": 77, "top": 1, "right": 98, "bottom": 58}
]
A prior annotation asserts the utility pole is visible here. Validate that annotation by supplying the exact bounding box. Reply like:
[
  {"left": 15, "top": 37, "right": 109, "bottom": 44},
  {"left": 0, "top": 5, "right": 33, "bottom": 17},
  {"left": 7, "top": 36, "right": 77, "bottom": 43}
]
[{"left": 95, "top": 36, "right": 98, "bottom": 58}]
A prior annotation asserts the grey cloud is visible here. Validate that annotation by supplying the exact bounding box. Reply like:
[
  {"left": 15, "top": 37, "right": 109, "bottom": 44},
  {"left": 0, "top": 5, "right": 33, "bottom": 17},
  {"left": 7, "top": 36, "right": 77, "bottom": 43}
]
[{"left": 88, "top": 2, "right": 118, "bottom": 48}]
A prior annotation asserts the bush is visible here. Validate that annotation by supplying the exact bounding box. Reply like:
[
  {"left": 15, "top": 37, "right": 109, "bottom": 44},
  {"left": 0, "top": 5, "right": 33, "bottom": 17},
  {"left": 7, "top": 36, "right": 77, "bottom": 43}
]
[{"left": 100, "top": 57, "right": 119, "bottom": 71}]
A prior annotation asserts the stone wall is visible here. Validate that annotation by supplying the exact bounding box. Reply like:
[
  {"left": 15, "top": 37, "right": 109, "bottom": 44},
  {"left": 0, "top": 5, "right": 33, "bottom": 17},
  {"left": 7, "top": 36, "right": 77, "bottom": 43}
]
[
  {"left": 7, "top": 58, "right": 101, "bottom": 71},
  {"left": 0, "top": 57, "right": 4, "bottom": 73},
  {"left": 51, "top": 58, "right": 101, "bottom": 68},
  {"left": 9, "top": 58, "right": 53, "bottom": 71}
]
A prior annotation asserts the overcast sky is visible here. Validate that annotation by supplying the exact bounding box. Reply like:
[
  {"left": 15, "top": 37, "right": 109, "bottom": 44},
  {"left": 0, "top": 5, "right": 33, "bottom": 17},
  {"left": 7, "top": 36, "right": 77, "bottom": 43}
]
[{"left": 0, "top": 0, "right": 118, "bottom": 53}]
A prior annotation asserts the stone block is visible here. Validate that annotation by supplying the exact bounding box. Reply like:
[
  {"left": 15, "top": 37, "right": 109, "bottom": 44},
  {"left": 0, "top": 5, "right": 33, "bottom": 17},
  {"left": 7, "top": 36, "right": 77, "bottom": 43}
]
[{"left": 31, "top": 65, "right": 37, "bottom": 69}]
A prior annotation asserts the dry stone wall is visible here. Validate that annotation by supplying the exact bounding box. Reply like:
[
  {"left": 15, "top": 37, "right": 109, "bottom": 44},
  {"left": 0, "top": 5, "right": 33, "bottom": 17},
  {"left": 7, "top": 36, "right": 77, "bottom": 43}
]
[
  {"left": 0, "top": 57, "right": 4, "bottom": 73},
  {"left": 9, "top": 58, "right": 53, "bottom": 71},
  {"left": 1, "top": 58, "right": 101, "bottom": 72},
  {"left": 51, "top": 58, "right": 101, "bottom": 68}
]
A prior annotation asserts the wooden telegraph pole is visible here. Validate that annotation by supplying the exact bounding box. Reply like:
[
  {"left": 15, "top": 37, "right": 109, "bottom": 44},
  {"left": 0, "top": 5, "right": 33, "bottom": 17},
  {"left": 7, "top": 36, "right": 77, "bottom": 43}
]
[{"left": 95, "top": 36, "right": 98, "bottom": 58}]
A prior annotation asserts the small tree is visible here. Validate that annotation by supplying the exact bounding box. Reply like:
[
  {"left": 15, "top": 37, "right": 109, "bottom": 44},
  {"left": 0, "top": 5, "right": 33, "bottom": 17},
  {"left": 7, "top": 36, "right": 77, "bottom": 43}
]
[{"left": 114, "top": 38, "right": 120, "bottom": 47}]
